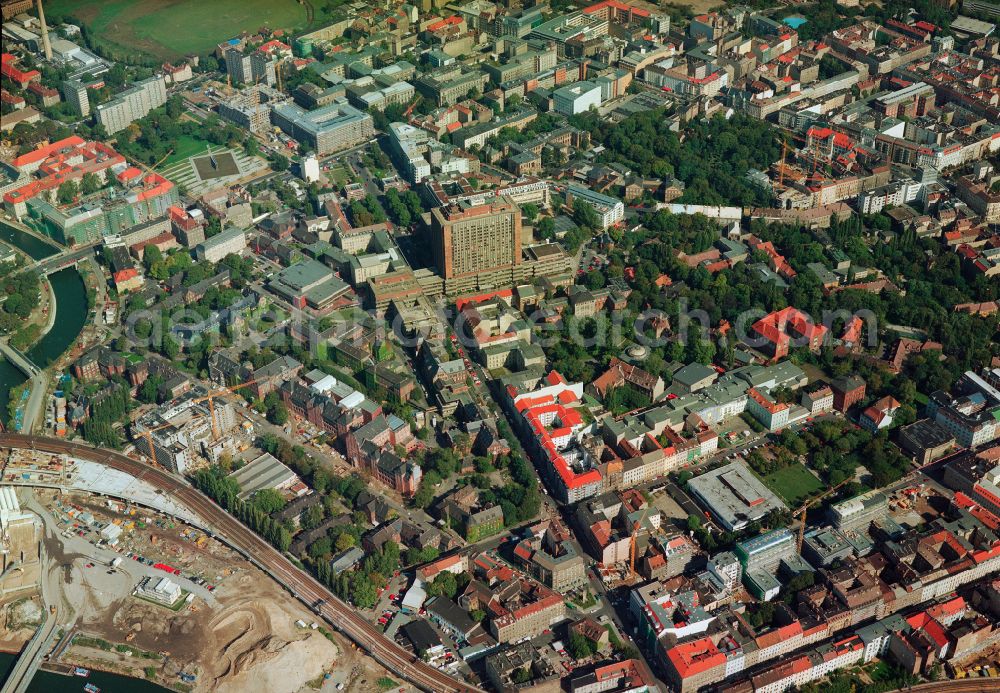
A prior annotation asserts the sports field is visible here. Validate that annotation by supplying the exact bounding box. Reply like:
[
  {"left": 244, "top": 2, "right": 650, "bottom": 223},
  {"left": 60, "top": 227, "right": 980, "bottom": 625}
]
[
  {"left": 47, "top": 0, "right": 307, "bottom": 60},
  {"left": 760, "top": 463, "right": 824, "bottom": 507}
]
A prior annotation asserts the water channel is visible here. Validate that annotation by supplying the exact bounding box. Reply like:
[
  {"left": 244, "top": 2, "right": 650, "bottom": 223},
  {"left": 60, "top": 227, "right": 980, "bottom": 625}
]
[
  {"left": 0, "top": 651, "right": 177, "bottom": 693},
  {"left": 0, "top": 221, "right": 87, "bottom": 427}
]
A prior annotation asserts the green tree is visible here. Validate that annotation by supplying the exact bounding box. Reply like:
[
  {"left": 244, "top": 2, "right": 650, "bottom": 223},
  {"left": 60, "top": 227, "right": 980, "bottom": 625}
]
[
  {"left": 309, "top": 536, "right": 333, "bottom": 558},
  {"left": 537, "top": 216, "right": 555, "bottom": 240},
  {"left": 57, "top": 179, "right": 78, "bottom": 204},
  {"left": 142, "top": 244, "right": 163, "bottom": 270},
  {"left": 568, "top": 631, "right": 596, "bottom": 660},
  {"left": 426, "top": 571, "right": 459, "bottom": 599},
  {"left": 572, "top": 200, "right": 600, "bottom": 230},
  {"left": 301, "top": 503, "right": 326, "bottom": 530},
  {"left": 269, "top": 152, "right": 289, "bottom": 171},
  {"left": 80, "top": 172, "right": 102, "bottom": 195},
  {"left": 268, "top": 402, "right": 289, "bottom": 425},
  {"left": 252, "top": 488, "right": 286, "bottom": 514},
  {"left": 335, "top": 532, "right": 356, "bottom": 552}
]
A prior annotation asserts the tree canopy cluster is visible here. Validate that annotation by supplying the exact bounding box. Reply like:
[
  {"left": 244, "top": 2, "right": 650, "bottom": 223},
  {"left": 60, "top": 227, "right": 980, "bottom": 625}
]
[
  {"left": 574, "top": 111, "right": 780, "bottom": 207},
  {"left": 0, "top": 264, "right": 40, "bottom": 334}
]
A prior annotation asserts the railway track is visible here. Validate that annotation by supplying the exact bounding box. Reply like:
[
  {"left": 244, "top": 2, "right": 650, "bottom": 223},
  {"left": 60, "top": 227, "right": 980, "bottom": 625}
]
[{"left": 0, "top": 434, "right": 480, "bottom": 693}]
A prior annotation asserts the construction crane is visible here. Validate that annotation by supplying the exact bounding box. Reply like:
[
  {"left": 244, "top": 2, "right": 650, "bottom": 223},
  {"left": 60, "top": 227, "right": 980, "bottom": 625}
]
[
  {"left": 795, "top": 478, "right": 852, "bottom": 552},
  {"left": 120, "top": 148, "right": 173, "bottom": 180},
  {"left": 131, "top": 420, "right": 183, "bottom": 469},
  {"left": 403, "top": 95, "right": 422, "bottom": 119},
  {"left": 192, "top": 379, "right": 260, "bottom": 440},
  {"left": 629, "top": 505, "right": 651, "bottom": 579}
]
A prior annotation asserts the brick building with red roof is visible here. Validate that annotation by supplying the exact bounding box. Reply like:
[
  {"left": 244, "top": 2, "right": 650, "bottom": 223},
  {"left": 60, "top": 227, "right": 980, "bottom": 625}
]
[{"left": 750, "top": 306, "right": 829, "bottom": 360}]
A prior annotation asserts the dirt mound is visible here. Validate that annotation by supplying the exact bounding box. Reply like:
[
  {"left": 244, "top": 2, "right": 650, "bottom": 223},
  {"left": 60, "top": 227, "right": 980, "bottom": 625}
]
[{"left": 200, "top": 592, "right": 338, "bottom": 693}]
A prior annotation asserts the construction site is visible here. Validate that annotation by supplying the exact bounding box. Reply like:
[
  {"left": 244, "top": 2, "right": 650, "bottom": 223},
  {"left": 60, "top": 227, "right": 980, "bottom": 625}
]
[{"left": 0, "top": 476, "right": 400, "bottom": 693}]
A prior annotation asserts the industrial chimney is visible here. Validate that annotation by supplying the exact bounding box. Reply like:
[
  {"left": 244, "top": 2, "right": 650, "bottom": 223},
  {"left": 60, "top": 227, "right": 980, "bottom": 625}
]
[{"left": 36, "top": 0, "right": 52, "bottom": 60}]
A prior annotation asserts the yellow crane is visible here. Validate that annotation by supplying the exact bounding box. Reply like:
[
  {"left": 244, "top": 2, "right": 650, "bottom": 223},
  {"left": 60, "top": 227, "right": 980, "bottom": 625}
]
[
  {"left": 192, "top": 379, "right": 261, "bottom": 440},
  {"left": 795, "top": 478, "right": 851, "bottom": 552},
  {"left": 132, "top": 419, "right": 185, "bottom": 469}
]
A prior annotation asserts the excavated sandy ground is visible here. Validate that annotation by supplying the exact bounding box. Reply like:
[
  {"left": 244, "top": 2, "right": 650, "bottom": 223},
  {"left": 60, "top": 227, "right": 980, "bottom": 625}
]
[
  {"left": 28, "top": 488, "right": 385, "bottom": 693},
  {"left": 0, "top": 595, "right": 42, "bottom": 652}
]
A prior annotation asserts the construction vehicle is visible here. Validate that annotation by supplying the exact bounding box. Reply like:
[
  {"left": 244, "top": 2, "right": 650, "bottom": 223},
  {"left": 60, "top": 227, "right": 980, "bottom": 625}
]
[{"left": 795, "top": 479, "right": 851, "bottom": 552}]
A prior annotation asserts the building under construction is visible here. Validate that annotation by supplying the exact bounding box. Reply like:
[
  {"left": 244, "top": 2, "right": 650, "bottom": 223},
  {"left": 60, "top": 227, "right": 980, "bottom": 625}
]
[
  {"left": 0, "top": 487, "right": 40, "bottom": 597},
  {"left": 131, "top": 387, "right": 239, "bottom": 474},
  {"left": 217, "top": 83, "right": 288, "bottom": 134}
]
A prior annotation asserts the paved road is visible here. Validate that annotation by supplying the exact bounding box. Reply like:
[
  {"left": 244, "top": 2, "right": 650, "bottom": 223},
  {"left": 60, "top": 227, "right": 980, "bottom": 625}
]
[{"left": 0, "top": 434, "right": 481, "bottom": 693}]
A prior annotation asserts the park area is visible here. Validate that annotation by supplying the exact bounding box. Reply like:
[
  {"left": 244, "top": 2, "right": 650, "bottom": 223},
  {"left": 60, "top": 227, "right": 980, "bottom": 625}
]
[
  {"left": 47, "top": 0, "right": 308, "bottom": 61},
  {"left": 759, "top": 463, "right": 824, "bottom": 507},
  {"left": 160, "top": 135, "right": 222, "bottom": 167}
]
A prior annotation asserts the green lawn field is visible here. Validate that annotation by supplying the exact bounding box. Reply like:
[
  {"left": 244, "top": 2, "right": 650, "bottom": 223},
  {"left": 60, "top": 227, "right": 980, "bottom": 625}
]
[
  {"left": 760, "top": 463, "right": 824, "bottom": 507},
  {"left": 47, "top": 0, "right": 307, "bottom": 61},
  {"left": 160, "top": 135, "right": 222, "bottom": 167}
]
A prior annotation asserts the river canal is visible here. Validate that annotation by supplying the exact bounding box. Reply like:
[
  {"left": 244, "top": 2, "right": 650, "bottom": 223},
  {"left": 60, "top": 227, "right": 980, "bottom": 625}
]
[
  {"left": 0, "top": 221, "right": 87, "bottom": 427},
  {"left": 0, "top": 651, "right": 177, "bottom": 693}
]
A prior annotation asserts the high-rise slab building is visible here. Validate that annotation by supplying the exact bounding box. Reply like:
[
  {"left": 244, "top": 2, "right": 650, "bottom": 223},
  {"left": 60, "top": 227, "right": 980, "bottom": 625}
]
[
  {"left": 94, "top": 75, "right": 167, "bottom": 134},
  {"left": 62, "top": 79, "right": 90, "bottom": 116},
  {"left": 430, "top": 196, "right": 522, "bottom": 280},
  {"left": 225, "top": 47, "right": 276, "bottom": 86}
]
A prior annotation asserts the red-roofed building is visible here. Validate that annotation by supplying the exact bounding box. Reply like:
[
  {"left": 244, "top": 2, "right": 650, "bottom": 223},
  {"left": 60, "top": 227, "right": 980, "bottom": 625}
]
[
  {"left": 953, "top": 492, "right": 1000, "bottom": 530},
  {"left": 859, "top": 395, "right": 901, "bottom": 432},
  {"left": 0, "top": 89, "right": 25, "bottom": 109},
  {"left": 576, "top": 658, "right": 655, "bottom": 692},
  {"left": 582, "top": 0, "right": 651, "bottom": 21},
  {"left": 746, "top": 235, "right": 796, "bottom": 280},
  {"left": 662, "top": 637, "right": 727, "bottom": 693},
  {"left": 27, "top": 82, "right": 60, "bottom": 106},
  {"left": 589, "top": 356, "right": 665, "bottom": 402},
  {"left": 162, "top": 62, "right": 193, "bottom": 84},
  {"left": 1, "top": 53, "right": 40, "bottom": 88},
  {"left": 750, "top": 306, "right": 828, "bottom": 360},
  {"left": 256, "top": 40, "right": 292, "bottom": 58},
  {"left": 507, "top": 372, "right": 600, "bottom": 502},
  {"left": 891, "top": 610, "right": 952, "bottom": 675},
  {"left": 484, "top": 575, "right": 566, "bottom": 643},
  {"left": 840, "top": 315, "right": 865, "bottom": 351},
  {"left": 2, "top": 137, "right": 176, "bottom": 245}
]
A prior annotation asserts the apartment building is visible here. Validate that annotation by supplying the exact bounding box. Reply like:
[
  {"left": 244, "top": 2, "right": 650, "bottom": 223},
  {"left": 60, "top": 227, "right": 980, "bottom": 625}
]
[
  {"left": 217, "top": 84, "right": 287, "bottom": 134},
  {"left": 195, "top": 227, "right": 247, "bottom": 263},
  {"left": 828, "top": 489, "right": 888, "bottom": 531},
  {"left": 61, "top": 79, "right": 90, "bottom": 116},
  {"left": 95, "top": 76, "right": 167, "bottom": 135},
  {"left": 488, "top": 577, "right": 567, "bottom": 643},
  {"left": 565, "top": 185, "right": 625, "bottom": 228},
  {"left": 926, "top": 369, "right": 1000, "bottom": 448},
  {"left": 225, "top": 47, "right": 276, "bottom": 86}
]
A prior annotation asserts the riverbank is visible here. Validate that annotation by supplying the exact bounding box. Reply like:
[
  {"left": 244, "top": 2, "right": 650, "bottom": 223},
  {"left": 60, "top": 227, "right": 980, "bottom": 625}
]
[
  {"left": 0, "top": 650, "right": 177, "bottom": 693},
  {"left": 0, "top": 222, "right": 61, "bottom": 427},
  {"left": 0, "top": 219, "right": 60, "bottom": 261}
]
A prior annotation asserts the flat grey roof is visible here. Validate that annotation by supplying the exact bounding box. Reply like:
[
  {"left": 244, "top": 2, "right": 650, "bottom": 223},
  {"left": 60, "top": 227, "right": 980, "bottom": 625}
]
[
  {"left": 687, "top": 460, "right": 787, "bottom": 531},
  {"left": 229, "top": 452, "right": 297, "bottom": 499}
]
